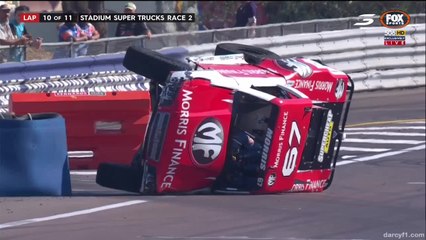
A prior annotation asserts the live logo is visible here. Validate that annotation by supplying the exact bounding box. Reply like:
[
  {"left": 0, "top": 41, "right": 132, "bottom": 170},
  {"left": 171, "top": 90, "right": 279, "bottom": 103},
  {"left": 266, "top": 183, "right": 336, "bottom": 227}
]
[
  {"left": 20, "top": 13, "right": 40, "bottom": 23},
  {"left": 384, "top": 40, "right": 406, "bottom": 46}
]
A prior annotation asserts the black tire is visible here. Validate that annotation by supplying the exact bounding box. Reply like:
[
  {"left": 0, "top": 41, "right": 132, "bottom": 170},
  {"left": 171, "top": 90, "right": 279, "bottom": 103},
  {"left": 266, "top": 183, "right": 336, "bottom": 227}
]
[
  {"left": 96, "top": 163, "right": 143, "bottom": 193},
  {"left": 123, "top": 46, "right": 192, "bottom": 86},
  {"left": 214, "top": 43, "right": 281, "bottom": 61}
]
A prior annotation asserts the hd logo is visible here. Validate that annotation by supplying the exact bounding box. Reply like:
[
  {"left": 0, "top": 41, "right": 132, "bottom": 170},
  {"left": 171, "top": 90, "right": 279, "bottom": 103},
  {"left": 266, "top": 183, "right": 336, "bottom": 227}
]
[{"left": 384, "top": 30, "right": 407, "bottom": 36}]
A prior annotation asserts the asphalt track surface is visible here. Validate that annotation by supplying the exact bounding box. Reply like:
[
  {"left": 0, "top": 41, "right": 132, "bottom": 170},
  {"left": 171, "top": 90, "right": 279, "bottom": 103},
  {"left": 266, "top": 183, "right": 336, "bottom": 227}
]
[{"left": 1, "top": 87, "right": 425, "bottom": 240}]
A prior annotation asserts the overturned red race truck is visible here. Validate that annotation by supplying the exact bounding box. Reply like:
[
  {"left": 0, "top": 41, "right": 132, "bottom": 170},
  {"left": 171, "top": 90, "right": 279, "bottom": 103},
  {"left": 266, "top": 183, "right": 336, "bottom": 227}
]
[{"left": 96, "top": 43, "right": 354, "bottom": 195}]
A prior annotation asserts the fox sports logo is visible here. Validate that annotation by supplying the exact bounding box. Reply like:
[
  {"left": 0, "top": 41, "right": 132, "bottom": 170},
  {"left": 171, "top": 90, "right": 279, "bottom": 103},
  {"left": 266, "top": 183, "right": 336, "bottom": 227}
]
[{"left": 192, "top": 118, "right": 224, "bottom": 165}]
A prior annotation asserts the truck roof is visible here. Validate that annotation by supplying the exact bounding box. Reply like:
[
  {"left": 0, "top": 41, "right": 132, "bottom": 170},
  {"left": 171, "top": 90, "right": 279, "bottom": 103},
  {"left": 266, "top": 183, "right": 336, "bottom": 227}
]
[{"left": 185, "top": 54, "right": 290, "bottom": 93}]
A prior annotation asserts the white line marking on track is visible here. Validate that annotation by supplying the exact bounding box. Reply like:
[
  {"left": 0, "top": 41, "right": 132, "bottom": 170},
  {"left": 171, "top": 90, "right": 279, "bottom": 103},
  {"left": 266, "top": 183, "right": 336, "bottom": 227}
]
[
  {"left": 343, "top": 138, "right": 425, "bottom": 145},
  {"left": 341, "top": 155, "right": 358, "bottom": 159},
  {"left": 399, "top": 121, "right": 426, "bottom": 124},
  {"left": 340, "top": 146, "right": 390, "bottom": 152},
  {"left": 345, "top": 132, "right": 425, "bottom": 137},
  {"left": 70, "top": 171, "right": 97, "bottom": 175},
  {"left": 407, "top": 182, "right": 426, "bottom": 185},
  {"left": 154, "top": 237, "right": 274, "bottom": 240},
  {"left": 337, "top": 144, "right": 425, "bottom": 166},
  {"left": 345, "top": 126, "right": 425, "bottom": 131},
  {"left": 0, "top": 200, "right": 147, "bottom": 230}
]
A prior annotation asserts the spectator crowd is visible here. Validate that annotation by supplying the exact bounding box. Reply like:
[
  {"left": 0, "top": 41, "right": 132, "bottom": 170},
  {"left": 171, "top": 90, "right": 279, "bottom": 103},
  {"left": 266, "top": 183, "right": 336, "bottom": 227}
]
[{"left": 1, "top": 1, "right": 264, "bottom": 63}]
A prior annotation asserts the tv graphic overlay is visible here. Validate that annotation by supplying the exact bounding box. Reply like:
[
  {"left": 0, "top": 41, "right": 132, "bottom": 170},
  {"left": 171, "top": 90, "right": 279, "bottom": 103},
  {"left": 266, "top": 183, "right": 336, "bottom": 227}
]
[
  {"left": 380, "top": 10, "right": 411, "bottom": 29},
  {"left": 20, "top": 13, "right": 195, "bottom": 23},
  {"left": 353, "top": 9, "right": 411, "bottom": 28},
  {"left": 352, "top": 10, "right": 411, "bottom": 47},
  {"left": 353, "top": 14, "right": 376, "bottom": 26},
  {"left": 380, "top": 10, "right": 410, "bottom": 46},
  {"left": 384, "top": 29, "right": 406, "bottom": 46}
]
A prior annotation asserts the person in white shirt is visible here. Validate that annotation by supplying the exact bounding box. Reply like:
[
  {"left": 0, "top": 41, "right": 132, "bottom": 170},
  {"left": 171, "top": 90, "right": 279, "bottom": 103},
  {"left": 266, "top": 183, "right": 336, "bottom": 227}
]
[{"left": 0, "top": 3, "right": 29, "bottom": 63}]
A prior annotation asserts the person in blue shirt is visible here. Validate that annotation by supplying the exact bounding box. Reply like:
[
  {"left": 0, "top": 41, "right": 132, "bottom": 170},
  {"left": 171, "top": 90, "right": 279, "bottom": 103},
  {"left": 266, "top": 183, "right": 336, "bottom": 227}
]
[{"left": 9, "top": 5, "right": 30, "bottom": 62}]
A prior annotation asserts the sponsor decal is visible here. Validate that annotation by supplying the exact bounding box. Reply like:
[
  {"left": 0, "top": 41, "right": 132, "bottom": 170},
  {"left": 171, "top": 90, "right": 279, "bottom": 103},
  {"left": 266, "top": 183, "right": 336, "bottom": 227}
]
[
  {"left": 190, "top": 54, "right": 246, "bottom": 64},
  {"left": 257, "top": 177, "right": 264, "bottom": 188},
  {"left": 294, "top": 79, "right": 333, "bottom": 93},
  {"left": 286, "top": 80, "right": 295, "bottom": 87},
  {"left": 192, "top": 118, "right": 224, "bottom": 165},
  {"left": 324, "top": 121, "right": 334, "bottom": 154},
  {"left": 260, "top": 128, "right": 273, "bottom": 171},
  {"left": 302, "top": 59, "right": 347, "bottom": 76},
  {"left": 380, "top": 10, "right": 411, "bottom": 29},
  {"left": 159, "top": 76, "right": 186, "bottom": 106},
  {"left": 318, "top": 110, "right": 333, "bottom": 163},
  {"left": 216, "top": 69, "right": 270, "bottom": 76},
  {"left": 276, "top": 58, "right": 313, "bottom": 78},
  {"left": 161, "top": 139, "right": 187, "bottom": 189},
  {"left": 177, "top": 89, "right": 193, "bottom": 135},
  {"left": 335, "top": 79, "right": 345, "bottom": 99},
  {"left": 290, "top": 179, "right": 328, "bottom": 192},
  {"left": 267, "top": 173, "right": 277, "bottom": 186},
  {"left": 272, "top": 111, "right": 289, "bottom": 169},
  {"left": 161, "top": 89, "right": 193, "bottom": 189},
  {"left": 53, "top": 91, "right": 106, "bottom": 96},
  {"left": 383, "top": 29, "right": 407, "bottom": 46},
  {"left": 282, "top": 121, "right": 301, "bottom": 177}
]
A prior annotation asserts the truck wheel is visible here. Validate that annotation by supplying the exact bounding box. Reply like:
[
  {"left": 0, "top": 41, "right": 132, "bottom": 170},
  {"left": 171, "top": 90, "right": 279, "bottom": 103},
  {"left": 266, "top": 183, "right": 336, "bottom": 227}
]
[
  {"left": 214, "top": 43, "right": 281, "bottom": 60},
  {"left": 96, "top": 163, "right": 143, "bottom": 193},
  {"left": 123, "top": 46, "right": 191, "bottom": 86}
]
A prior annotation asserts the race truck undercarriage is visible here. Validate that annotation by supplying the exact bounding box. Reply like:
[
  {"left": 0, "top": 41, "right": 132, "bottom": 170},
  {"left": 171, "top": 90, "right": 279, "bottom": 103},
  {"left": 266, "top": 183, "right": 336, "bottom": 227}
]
[{"left": 96, "top": 43, "right": 354, "bottom": 195}]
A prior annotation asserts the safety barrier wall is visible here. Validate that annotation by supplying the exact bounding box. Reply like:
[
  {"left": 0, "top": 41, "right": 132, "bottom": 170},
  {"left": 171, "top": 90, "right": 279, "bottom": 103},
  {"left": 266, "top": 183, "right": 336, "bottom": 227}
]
[
  {"left": 0, "top": 47, "right": 188, "bottom": 113},
  {"left": 184, "top": 24, "right": 426, "bottom": 91}
]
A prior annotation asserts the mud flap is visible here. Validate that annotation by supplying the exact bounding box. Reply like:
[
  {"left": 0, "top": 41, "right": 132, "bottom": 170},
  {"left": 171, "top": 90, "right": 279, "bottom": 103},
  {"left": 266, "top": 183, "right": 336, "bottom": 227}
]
[
  {"left": 96, "top": 163, "right": 143, "bottom": 193},
  {"left": 123, "top": 46, "right": 191, "bottom": 86}
]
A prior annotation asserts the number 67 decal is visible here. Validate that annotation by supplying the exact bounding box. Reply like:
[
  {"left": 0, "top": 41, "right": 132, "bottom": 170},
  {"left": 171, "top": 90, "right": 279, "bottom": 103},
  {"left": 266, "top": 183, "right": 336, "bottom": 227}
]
[{"left": 282, "top": 121, "right": 301, "bottom": 177}]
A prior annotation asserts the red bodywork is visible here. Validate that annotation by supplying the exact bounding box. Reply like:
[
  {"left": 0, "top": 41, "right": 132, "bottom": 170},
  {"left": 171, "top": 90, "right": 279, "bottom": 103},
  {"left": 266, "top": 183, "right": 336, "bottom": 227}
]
[{"left": 139, "top": 54, "right": 354, "bottom": 194}]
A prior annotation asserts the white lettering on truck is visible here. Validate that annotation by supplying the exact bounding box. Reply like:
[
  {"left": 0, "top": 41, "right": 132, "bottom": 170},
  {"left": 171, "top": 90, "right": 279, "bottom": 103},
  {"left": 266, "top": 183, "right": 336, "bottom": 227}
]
[
  {"left": 272, "top": 112, "right": 288, "bottom": 169},
  {"left": 161, "top": 90, "right": 193, "bottom": 189},
  {"left": 260, "top": 128, "right": 273, "bottom": 171}
]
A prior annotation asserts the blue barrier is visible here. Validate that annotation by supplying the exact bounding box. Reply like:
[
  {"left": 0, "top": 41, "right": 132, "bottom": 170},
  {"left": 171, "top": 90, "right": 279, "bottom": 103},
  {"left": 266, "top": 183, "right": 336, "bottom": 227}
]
[{"left": 0, "top": 113, "right": 71, "bottom": 196}]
